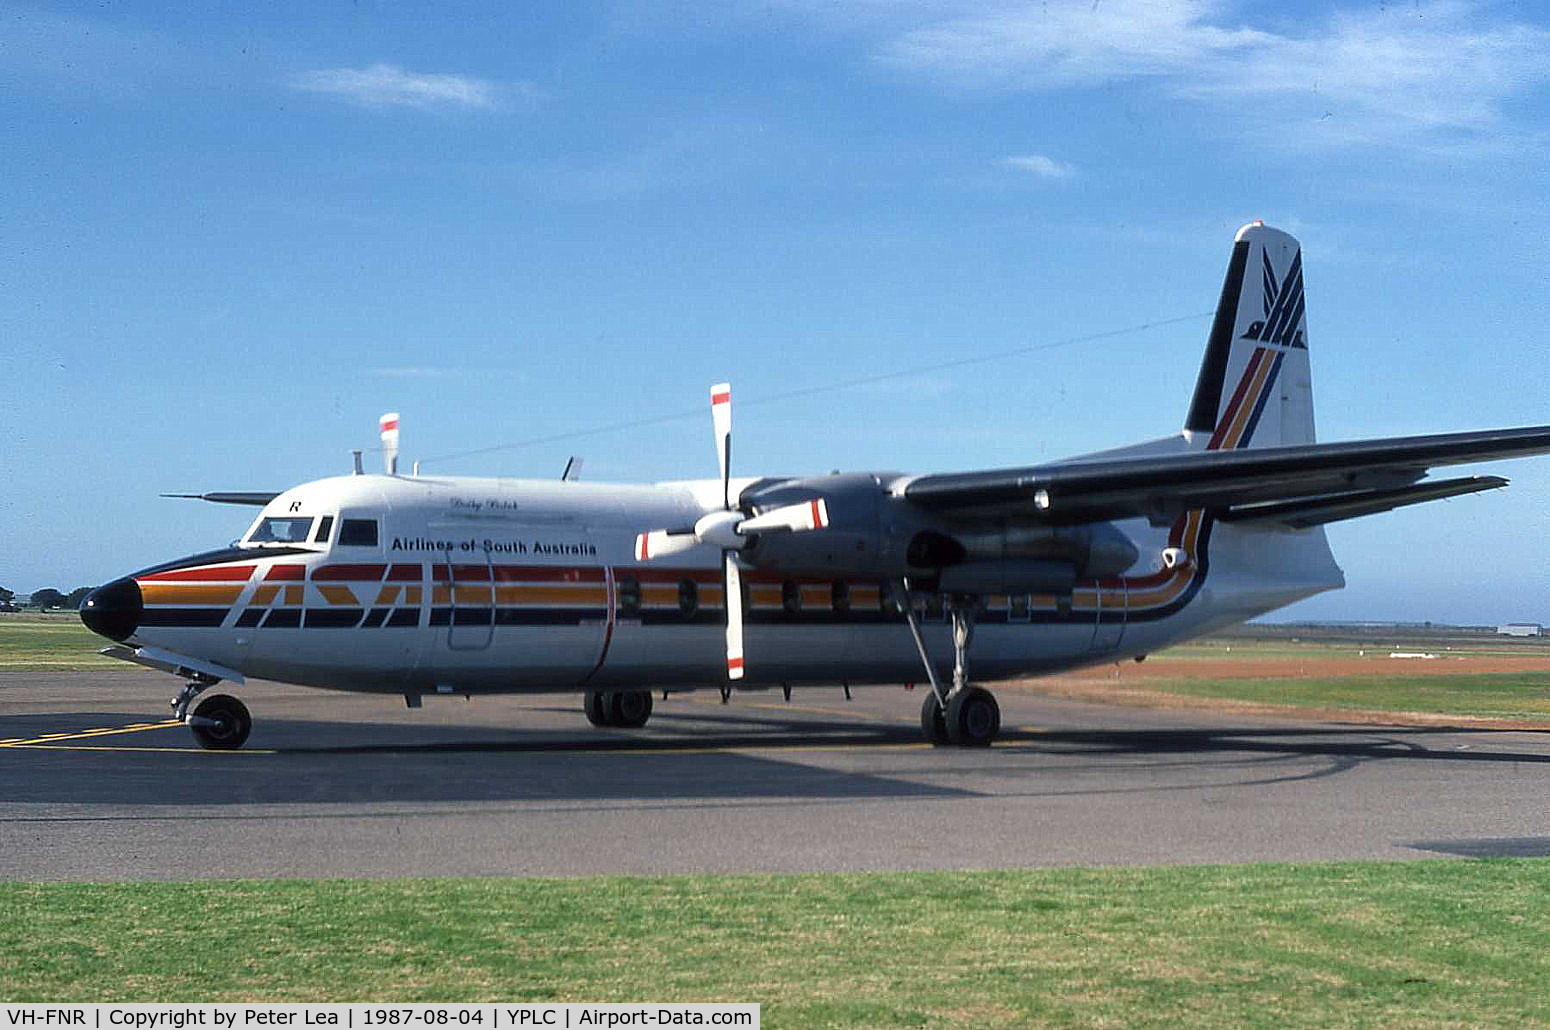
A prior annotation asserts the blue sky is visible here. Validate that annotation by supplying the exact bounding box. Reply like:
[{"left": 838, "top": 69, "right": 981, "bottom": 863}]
[{"left": 6, "top": 0, "right": 1550, "bottom": 623}]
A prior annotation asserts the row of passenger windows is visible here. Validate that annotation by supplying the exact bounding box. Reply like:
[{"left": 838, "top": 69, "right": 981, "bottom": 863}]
[
  {"left": 248, "top": 516, "right": 378, "bottom": 547},
  {"left": 613, "top": 576, "right": 868, "bottom": 618}
]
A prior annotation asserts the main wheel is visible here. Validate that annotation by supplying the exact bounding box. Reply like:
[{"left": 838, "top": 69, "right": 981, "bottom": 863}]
[
  {"left": 189, "top": 694, "right": 251, "bottom": 750},
  {"left": 584, "top": 692, "right": 613, "bottom": 727},
  {"left": 610, "top": 689, "right": 653, "bottom": 728},
  {"left": 944, "top": 686, "right": 999, "bottom": 747},
  {"left": 920, "top": 692, "right": 949, "bottom": 745}
]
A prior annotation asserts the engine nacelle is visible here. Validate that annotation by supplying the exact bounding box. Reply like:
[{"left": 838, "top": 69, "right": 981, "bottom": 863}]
[{"left": 735, "top": 474, "right": 1140, "bottom": 589}]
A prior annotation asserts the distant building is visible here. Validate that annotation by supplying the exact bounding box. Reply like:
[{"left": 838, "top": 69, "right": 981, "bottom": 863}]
[{"left": 1497, "top": 623, "right": 1543, "bottom": 637}]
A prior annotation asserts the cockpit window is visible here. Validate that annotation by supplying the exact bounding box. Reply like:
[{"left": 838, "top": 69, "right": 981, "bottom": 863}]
[
  {"left": 313, "top": 516, "right": 335, "bottom": 544},
  {"left": 249, "top": 517, "right": 315, "bottom": 543},
  {"left": 338, "top": 518, "right": 380, "bottom": 547}
]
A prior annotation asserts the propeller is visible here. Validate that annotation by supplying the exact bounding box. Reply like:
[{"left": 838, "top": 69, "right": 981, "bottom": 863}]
[{"left": 634, "top": 383, "right": 830, "bottom": 681}]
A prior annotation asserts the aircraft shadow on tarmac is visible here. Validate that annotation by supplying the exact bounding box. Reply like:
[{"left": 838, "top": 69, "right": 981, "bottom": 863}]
[{"left": 1, "top": 709, "right": 1547, "bottom": 809}]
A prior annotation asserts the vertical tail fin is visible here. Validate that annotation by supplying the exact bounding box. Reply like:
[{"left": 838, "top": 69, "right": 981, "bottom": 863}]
[{"left": 1185, "top": 223, "right": 1315, "bottom": 450}]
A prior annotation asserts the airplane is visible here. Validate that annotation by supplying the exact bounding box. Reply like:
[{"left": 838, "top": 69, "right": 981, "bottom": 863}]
[{"left": 80, "top": 222, "right": 1550, "bottom": 750}]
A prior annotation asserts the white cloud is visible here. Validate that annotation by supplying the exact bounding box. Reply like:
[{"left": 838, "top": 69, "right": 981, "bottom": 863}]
[
  {"left": 1000, "top": 153, "right": 1076, "bottom": 178},
  {"left": 291, "top": 64, "right": 499, "bottom": 110},
  {"left": 873, "top": 0, "right": 1550, "bottom": 153}
]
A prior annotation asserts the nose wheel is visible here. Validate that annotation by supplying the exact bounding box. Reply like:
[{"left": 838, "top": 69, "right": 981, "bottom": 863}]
[
  {"left": 170, "top": 678, "right": 252, "bottom": 750},
  {"left": 188, "top": 694, "right": 252, "bottom": 750}
]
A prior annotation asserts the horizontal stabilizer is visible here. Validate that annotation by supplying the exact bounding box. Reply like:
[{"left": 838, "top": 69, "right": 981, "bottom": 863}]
[
  {"left": 162, "top": 492, "right": 281, "bottom": 506},
  {"left": 1218, "top": 476, "right": 1508, "bottom": 529}
]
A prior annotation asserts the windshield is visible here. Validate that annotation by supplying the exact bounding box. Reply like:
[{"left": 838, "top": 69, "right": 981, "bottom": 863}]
[{"left": 248, "top": 516, "right": 316, "bottom": 543}]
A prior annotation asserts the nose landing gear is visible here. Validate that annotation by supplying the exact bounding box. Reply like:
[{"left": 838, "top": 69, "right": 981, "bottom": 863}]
[{"left": 171, "top": 677, "right": 252, "bottom": 750}]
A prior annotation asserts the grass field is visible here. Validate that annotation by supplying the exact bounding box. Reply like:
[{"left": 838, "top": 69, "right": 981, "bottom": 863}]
[
  {"left": 2, "top": 862, "right": 1548, "bottom": 1026},
  {"left": 0, "top": 614, "right": 120, "bottom": 670},
  {"left": 1101, "top": 671, "right": 1550, "bottom": 721}
]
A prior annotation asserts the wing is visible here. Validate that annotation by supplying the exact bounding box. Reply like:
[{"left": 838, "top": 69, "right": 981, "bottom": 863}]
[{"left": 901, "top": 425, "right": 1550, "bottom": 527}]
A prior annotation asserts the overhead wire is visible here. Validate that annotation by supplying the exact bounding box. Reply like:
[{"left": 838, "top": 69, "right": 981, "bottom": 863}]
[{"left": 418, "top": 310, "right": 1214, "bottom": 467}]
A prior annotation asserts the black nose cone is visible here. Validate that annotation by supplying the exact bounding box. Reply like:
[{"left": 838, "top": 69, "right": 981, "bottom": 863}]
[{"left": 80, "top": 578, "right": 142, "bottom": 642}]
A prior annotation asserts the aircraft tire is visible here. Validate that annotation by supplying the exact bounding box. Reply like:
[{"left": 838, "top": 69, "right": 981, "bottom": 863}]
[
  {"left": 920, "top": 692, "right": 949, "bottom": 745},
  {"left": 189, "top": 694, "right": 251, "bottom": 751},
  {"left": 944, "top": 686, "right": 999, "bottom": 747},
  {"left": 584, "top": 692, "right": 613, "bottom": 727},
  {"left": 610, "top": 689, "right": 653, "bottom": 728}
]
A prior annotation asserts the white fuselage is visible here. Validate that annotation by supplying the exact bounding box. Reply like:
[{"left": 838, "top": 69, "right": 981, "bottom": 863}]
[{"left": 116, "top": 471, "right": 1345, "bottom": 697}]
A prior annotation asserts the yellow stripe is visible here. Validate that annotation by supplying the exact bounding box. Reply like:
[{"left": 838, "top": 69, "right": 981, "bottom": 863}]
[
  {"left": 140, "top": 584, "right": 243, "bottom": 605},
  {"left": 0, "top": 719, "right": 182, "bottom": 748},
  {"left": 251, "top": 584, "right": 279, "bottom": 606},
  {"left": 494, "top": 585, "right": 609, "bottom": 605},
  {"left": 1221, "top": 349, "right": 1274, "bottom": 450},
  {"left": 318, "top": 585, "right": 358, "bottom": 606}
]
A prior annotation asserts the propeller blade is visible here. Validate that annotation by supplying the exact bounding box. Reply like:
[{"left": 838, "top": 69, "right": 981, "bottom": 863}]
[
  {"left": 738, "top": 498, "right": 830, "bottom": 534},
  {"left": 711, "top": 382, "right": 732, "bottom": 509},
  {"left": 379, "top": 412, "right": 400, "bottom": 475},
  {"left": 634, "top": 530, "right": 699, "bottom": 561},
  {"left": 724, "top": 552, "right": 745, "bottom": 680}
]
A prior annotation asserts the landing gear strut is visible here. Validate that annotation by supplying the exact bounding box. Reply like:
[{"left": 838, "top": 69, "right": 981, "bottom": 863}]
[
  {"left": 901, "top": 584, "right": 1000, "bottom": 747},
  {"left": 584, "top": 690, "right": 654, "bottom": 729},
  {"left": 171, "top": 677, "right": 252, "bottom": 750}
]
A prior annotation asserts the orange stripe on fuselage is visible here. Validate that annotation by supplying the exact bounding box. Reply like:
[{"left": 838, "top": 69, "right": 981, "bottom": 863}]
[{"left": 139, "top": 583, "right": 244, "bottom": 605}]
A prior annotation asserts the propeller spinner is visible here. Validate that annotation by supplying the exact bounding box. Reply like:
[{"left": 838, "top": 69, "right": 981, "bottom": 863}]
[{"left": 633, "top": 383, "right": 830, "bottom": 680}]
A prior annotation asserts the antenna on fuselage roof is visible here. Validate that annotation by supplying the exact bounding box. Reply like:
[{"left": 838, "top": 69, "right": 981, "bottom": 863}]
[{"left": 561, "top": 456, "right": 584, "bottom": 481}]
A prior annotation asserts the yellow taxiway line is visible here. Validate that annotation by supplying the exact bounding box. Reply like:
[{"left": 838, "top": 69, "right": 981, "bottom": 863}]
[{"left": 0, "top": 719, "right": 183, "bottom": 749}]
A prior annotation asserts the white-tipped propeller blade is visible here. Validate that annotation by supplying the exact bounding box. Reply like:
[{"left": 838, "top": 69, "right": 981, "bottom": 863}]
[
  {"left": 739, "top": 498, "right": 830, "bottom": 534},
  {"left": 724, "top": 554, "right": 745, "bottom": 680},
  {"left": 635, "top": 530, "right": 698, "bottom": 562},
  {"left": 379, "top": 412, "right": 400, "bottom": 475},
  {"left": 711, "top": 382, "right": 732, "bottom": 509},
  {"left": 634, "top": 381, "right": 836, "bottom": 683}
]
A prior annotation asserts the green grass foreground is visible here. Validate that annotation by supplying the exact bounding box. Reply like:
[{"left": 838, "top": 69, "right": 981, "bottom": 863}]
[
  {"left": 1134, "top": 672, "right": 1550, "bottom": 720},
  {"left": 0, "top": 614, "right": 119, "bottom": 670},
  {"left": 3, "top": 862, "right": 1549, "bottom": 1027}
]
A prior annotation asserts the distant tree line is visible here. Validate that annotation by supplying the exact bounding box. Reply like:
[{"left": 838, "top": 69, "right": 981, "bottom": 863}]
[{"left": 0, "top": 586, "right": 95, "bottom": 611}]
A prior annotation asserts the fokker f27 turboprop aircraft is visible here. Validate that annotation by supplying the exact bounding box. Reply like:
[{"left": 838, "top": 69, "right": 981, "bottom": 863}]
[{"left": 81, "top": 223, "right": 1550, "bottom": 749}]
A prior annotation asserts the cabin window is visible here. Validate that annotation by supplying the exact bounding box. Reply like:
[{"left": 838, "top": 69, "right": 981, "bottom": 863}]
[
  {"left": 831, "top": 581, "right": 850, "bottom": 615},
  {"left": 678, "top": 578, "right": 698, "bottom": 617},
  {"left": 338, "top": 518, "right": 379, "bottom": 547},
  {"left": 781, "top": 580, "right": 802, "bottom": 614},
  {"left": 312, "top": 516, "right": 335, "bottom": 544},
  {"left": 249, "top": 517, "right": 314, "bottom": 544},
  {"left": 616, "top": 576, "right": 641, "bottom": 617},
  {"left": 1009, "top": 594, "right": 1031, "bottom": 622}
]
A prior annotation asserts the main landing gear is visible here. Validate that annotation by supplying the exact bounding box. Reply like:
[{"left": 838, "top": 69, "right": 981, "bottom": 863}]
[
  {"left": 171, "top": 678, "right": 252, "bottom": 750},
  {"left": 902, "top": 586, "right": 1001, "bottom": 747},
  {"left": 584, "top": 689, "right": 654, "bottom": 729}
]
